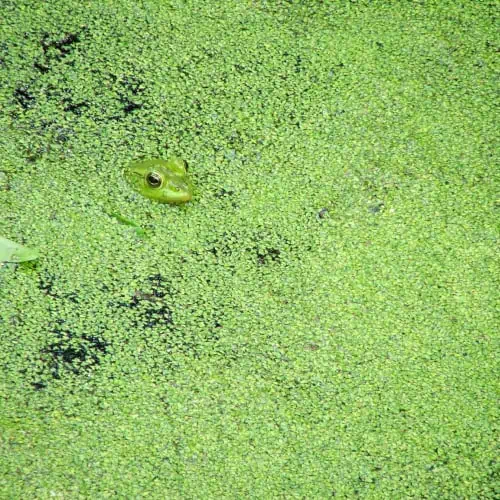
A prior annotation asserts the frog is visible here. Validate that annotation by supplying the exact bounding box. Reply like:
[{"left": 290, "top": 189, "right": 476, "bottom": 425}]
[{"left": 123, "top": 157, "right": 193, "bottom": 204}]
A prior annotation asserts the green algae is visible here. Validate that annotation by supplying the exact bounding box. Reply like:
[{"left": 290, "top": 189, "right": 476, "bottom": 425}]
[{"left": 0, "top": 1, "right": 497, "bottom": 498}]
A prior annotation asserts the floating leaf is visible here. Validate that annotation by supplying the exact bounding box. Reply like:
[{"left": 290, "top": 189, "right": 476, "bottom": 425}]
[{"left": 0, "top": 236, "right": 40, "bottom": 263}]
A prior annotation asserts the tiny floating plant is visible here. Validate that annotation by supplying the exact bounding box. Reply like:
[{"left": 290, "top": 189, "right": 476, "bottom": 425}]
[{"left": 123, "top": 157, "right": 193, "bottom": 204}]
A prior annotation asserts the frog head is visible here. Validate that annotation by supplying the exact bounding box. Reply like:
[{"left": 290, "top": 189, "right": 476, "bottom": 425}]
[{"left": 124, "top": 157, "right": 193, "bottom": 204}]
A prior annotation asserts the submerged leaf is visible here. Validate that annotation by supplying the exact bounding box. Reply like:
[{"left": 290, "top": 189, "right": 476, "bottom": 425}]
[{"left": 106, "top": 211, "right": 147, "bottom": 239}]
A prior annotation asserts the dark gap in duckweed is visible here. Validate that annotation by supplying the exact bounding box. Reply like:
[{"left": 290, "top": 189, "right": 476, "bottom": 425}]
[
  {"left": 25, "top": 142, "right": 52, "bottom": 162},
  {"left": 368, "top": 201, "right": 385, "bottom": 214},
  {"left": 28, "top": 269, "right": 233, "bottom": 389},
  {"left": 484, "top": 40, "right": 498, "bottom": 52},
  {"left": 256, "top": 247, "right": 281, "bottom": 265},
  {"left": 214, "top": 188, "right": 235, "bottom": 199},
  {"left": 251, "top": 234, "right": 288, "bottom": 265},
  {"left": 105, "top": 74, "right": 147, "bottom": 119},
  {"left": 40, "top": 31, "right": 82, "bottom": 58},
  {"left": 129, "top": 300, "right": 173, "bottom": 330},
  {"left": 38, "top": 272, "right": 79, "bottom": 303},
  {"left": 176, "top": 64, "right": 190, "bottom": 77},
  {"left": 33, "top": 60, "right": 50, "bottom": 73},
  {"left": 32, "top": 28, "right": 88, "bottom": 75},
  {"left": 206, "top": 230, "right": 239, "bottom": 259},
  {"left": 232, "top": 63, "right": 246, "bottom": 74},
  {"left": 318, "top": 207, "right": 329, "bottom": 219},
  {"left": 121, "top": 100, "right": 143, "bottom": 113},
  {"left": 30, "top": 381, "right": 47, "bottom": 391},
  {"left": 63, "top": 100, "right": 90, "bottom": 114},
  {"left": 121, "top": 75, "right": 146, "bottom": 96},
  {"left": 294, "top": 54, "right": 303, "bottom": 73},
  {"left": 118, "top": 75, "right": 146, "bottom": 114},
  {"left": 14, "top": 28, "right": 147, "bottom": 124},
  {"left": 42, "top": 328, "right": 109, "bottom": 374},
  {"left": 24, "top": 322, "right": 110, "bottom": 389},
  {"left": 0, "top": 43, "right": 6, "bottom": 67},
  {"left": 192, "top": 99, "right": 203, "bottom": 112},
  {"left": 13, "top": 86, "right": 35, "bottom": 109},
  {"left": 28, "top": 270, "right": 205, "bottom": 389},
  {"left": 112, "top": 272, "right": 225, "bottom": 364},
  {"left": 227, "top": 129, "right": 244, "bottom": 146},
  {"left": 115, "top": 273, "right": 174, "bottom": 330}
]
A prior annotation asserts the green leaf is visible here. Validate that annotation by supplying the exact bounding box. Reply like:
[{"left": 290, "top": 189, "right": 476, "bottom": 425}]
[{"left": 0, "top": 236, "right": 40, "bottom": 263}]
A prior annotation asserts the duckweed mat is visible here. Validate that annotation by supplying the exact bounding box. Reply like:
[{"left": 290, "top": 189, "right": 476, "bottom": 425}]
[{"left": 0, "top": 0, "right": 498, "bottom": 497}]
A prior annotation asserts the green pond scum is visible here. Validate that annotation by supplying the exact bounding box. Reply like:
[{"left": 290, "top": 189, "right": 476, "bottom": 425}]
[{"left": 0, "top": 0, "right": 497, "bottom": 498}]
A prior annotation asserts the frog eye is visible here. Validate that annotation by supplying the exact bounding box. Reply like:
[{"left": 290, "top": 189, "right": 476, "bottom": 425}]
[{"left": 146, "top": 171, "right": 163, "bottom": 188}]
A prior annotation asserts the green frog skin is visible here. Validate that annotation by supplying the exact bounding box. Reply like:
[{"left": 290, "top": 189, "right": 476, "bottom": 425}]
[{"left": 123, "top": 157, "right": 193, "bottom": 204}]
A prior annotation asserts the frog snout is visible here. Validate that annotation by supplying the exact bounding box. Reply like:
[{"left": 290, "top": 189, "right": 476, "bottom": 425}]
[{"left": 168, "top": 179, "right": 192, "bottom": 202}]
